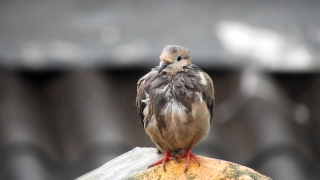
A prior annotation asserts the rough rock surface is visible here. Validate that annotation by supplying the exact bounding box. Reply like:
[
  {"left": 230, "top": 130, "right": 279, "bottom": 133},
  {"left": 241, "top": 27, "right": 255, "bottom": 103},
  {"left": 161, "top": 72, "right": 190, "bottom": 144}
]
[{"left": 76, "top": 147, "right": 271, "bottom": 180}]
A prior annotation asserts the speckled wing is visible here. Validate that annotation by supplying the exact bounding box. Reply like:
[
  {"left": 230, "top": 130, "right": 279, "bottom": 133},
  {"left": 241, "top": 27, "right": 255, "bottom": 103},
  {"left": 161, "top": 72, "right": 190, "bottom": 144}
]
[
  {"left": 136, "top": 70, "right": 159, "bottom": 128},
  {"left": 136, "top": 73, "right": 148, "bottom": 127},
  {"left": 200, "top": 71, "right": 215, "bottom": 123}
]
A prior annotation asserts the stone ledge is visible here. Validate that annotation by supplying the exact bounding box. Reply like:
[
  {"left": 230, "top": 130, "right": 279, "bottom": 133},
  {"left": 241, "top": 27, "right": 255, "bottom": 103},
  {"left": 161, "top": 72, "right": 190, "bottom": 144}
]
[{"left": 76, "top": 147, "right": 271, "bottom": 180}]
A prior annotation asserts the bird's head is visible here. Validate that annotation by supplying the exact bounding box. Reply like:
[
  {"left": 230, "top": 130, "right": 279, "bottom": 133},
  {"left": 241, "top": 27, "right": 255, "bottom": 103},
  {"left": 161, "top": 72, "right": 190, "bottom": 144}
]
[{"left": 158, "top": 45, "right": 192, "bottom": 75}]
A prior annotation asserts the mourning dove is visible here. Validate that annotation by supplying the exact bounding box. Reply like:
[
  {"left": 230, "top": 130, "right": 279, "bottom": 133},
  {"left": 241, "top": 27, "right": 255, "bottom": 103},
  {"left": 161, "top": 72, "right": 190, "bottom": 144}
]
[{"left": 136, "top": 45, "right": 215, "bottom": 172}]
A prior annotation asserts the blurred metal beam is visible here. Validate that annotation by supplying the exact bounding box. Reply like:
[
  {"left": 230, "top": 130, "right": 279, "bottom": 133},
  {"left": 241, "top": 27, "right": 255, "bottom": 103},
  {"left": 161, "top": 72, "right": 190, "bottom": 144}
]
[
  {"left": 0, "top": 71, "right": 58, "bottom": 180},
  {"left": 47, "top": 71, "right": 133, "bottom": 178},
  {"left": 0, "top": 0, "right": 319, "bottom": 70},
  {"left": 211, "top": 71, "right": 312, "bottom": 179}
]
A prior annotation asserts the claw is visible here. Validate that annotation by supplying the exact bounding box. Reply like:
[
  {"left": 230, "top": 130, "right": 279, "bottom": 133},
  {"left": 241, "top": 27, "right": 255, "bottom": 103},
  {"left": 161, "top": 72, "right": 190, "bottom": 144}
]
[
  {"left": 148, "top": 152, "right": 172, "bottom": 172},
  {"left": 148, "top": 149, "right": 200, "bottom": 172},
  {"left": 174, "top": 149, "right": 200, "bottom": 173},
  {"left": 184, "top": 167, "right": 188, "bottom": 173},
  {"left": 162, "top": 164, "right": 167, "bottom": 172}
]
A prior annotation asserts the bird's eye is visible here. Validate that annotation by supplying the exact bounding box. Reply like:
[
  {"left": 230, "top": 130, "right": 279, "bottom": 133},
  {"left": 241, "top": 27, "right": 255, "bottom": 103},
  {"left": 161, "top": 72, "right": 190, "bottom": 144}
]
[{"left": 177, "top": 55, "right": 182, "bottom": 61}]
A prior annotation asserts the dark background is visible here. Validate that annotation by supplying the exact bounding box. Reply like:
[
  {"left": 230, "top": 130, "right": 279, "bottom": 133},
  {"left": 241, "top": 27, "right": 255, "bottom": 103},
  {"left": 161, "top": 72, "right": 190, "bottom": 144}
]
[{"left": 0, "top": 0, "right": 320, "bottom": 180}]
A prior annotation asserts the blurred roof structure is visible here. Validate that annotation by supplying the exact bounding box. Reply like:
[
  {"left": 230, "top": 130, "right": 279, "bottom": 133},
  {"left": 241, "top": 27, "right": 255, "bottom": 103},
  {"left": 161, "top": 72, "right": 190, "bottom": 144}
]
[{"left": 0, "top": 0, "right": 320, "bottom": 71}]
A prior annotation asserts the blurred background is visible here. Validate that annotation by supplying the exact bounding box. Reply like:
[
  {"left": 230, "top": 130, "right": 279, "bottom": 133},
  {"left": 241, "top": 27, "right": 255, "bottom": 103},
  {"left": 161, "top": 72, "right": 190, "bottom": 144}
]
[{"left": 0, "top": 0, "right": 320, "bottom": 180}]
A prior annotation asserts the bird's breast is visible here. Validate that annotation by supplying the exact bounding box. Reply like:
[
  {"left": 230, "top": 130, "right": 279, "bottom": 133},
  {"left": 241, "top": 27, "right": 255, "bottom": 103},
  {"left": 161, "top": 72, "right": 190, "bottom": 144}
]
[{"left": 143, "top": 74, "right": 211, "bottom": 152}]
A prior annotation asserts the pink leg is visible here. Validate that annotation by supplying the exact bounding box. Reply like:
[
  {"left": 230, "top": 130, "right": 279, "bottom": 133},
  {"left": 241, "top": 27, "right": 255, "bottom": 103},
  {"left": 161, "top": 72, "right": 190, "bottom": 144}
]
[
  {"left": 148, "top": 152, "right": 173, "bottom": 172},
  {"left": 175, "top": 149, "right": 200, "bottom": 172}
]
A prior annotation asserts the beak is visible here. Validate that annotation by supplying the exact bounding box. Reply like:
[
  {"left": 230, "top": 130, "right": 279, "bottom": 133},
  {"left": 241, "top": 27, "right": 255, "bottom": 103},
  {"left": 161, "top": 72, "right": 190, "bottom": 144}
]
[{"left": 158, "top": 61, "right": 169, "bottom": 74}]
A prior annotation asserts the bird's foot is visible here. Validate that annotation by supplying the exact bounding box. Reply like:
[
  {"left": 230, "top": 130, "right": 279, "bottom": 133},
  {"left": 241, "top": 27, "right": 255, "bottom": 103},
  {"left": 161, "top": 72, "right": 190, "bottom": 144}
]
[
  {"left": 174, "top": 149, "right": 200, "bottom": 173},
  {"left": 148, "top": 152, "right": 173, "bottom": 172}
]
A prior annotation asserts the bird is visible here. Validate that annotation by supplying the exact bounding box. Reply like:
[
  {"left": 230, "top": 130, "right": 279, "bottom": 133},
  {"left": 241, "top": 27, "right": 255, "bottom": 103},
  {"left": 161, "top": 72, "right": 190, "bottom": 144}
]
[{"left": 135, "top": 45, "right": 215, "bottom": 172}]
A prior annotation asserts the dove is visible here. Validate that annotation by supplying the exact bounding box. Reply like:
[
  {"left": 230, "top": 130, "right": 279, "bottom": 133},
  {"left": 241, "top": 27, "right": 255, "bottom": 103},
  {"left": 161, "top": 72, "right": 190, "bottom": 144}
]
[{"left": 136, "top": 45, "right": 215, "bottom": 172}]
